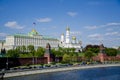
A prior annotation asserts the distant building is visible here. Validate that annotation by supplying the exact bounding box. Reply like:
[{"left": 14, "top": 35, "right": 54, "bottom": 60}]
[
  {"left": 59, "top": 27, "right": 82, "bottom": 52},
  {"left": 0, "top": 40, "right": 5, "bottom": 54},
  {"left": 1, "top": 29, "right": 59, "bottom": 50},
  {"left": 0, "top": 27, "right": 82, "bottom": 52}
]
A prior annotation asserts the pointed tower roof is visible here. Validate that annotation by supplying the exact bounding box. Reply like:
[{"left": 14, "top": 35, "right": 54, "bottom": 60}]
[
  {"left": 66, "top": 26, "right": 70, "bottom": 31},
  {"left": 61, "top": 33, "right": 64, "bottom": 36}
]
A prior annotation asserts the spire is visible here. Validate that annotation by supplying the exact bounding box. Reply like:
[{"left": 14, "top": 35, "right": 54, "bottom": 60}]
[
  {"left": 66, "top": 26, "right": 70, "bottom": 31},
  {"left": 61, "top": 33, "right": 64, "bottom": 36}
]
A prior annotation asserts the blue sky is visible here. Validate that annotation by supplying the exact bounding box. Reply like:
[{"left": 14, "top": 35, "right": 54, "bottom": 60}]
[{"left": 0, "top": 0, "right": 120, "bottom": 48}]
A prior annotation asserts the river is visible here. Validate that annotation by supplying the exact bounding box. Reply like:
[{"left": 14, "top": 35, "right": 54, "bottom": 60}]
[{"left": 5, "top": 66, "right": 120, "bottom": 80}]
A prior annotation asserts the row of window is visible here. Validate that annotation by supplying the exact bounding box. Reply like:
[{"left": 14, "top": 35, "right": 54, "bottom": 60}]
[{"left": 14, "top": 37, "right": 59, "bottom": 48}]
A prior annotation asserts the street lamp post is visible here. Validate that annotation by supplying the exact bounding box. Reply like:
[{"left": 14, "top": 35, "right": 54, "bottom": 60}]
[{"left": 6, "top": 56, "right": 8, "bottom": 70}]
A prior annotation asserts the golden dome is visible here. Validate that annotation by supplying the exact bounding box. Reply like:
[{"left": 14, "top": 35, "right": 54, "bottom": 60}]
[
  {"left": 72, "top": 36, "right": 76, "bottom": 40},
  {"left": 28, "top": 29, "right": 39, "bottom": 36},
  {"left": 32, "top": 29, "right": 36, "bottom": 32}
]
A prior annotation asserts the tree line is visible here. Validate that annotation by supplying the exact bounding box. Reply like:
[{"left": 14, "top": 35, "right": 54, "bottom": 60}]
[
  {"left": 6, "top": 45, "right": 45, "bottom": 58},
  {"left": 5, "top": 44, "right": 120, "bottom": 63}
]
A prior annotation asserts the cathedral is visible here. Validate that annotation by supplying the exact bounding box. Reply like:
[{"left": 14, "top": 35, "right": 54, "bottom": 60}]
[{"left": 59, "top": 27, "right": 82, "bottom": 52}]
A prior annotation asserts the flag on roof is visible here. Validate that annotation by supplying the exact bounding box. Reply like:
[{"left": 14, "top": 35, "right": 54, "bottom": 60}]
[{"left": 33, "top": 22, "right": 36, "bottom": 25}]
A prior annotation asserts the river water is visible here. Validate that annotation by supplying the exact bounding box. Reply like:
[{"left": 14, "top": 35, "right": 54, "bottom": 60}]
[{"left": 5, "top": 66, "right": 120, "bottom": 80}]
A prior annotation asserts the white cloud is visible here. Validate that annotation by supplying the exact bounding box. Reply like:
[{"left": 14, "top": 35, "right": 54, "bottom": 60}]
[
  {"left": 4, "top": 21, "right": 24, "bottom": 29},
  {"left": 0, "top": 33, "right": 8, "bottom": 37},
  {"left": 105, "top": 32, "right": 119, "bottom": 36},
  {"left": 101, "top": 22, "right": 120, "bottom": 28},
  {"left": 70, "top": 31, "right": 81, "bottom": 35},
  {"left": 106, "top": 22, "right": 120, "bottom": 26},
  {"left": 67, "top": 12, "right": 77, "bottom": 17},
  {"left": 85, "top": 22, "right": 120, "bottom": 30},
  {"left": 85, "top": 26, "right": 98, "bottom": 30},
  {"left": 88, "top": 33, "right": 101, "bottom": 38},
  {"left": 37, "top": 18, "right": 52, "bottom": 23},
  {"left": 106, "top": 28, "right": 113, "bottom": 31}
]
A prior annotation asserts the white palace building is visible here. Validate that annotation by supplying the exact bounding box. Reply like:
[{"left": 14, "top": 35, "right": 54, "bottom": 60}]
[
  {"left": 0, "top": 29, "right": 59, "bottom": 50},
  {"left": 0, "top": 27, "right": 82, "bottom": 52}
]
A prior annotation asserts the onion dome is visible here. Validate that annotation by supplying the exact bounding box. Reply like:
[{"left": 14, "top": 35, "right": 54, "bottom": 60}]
[{"left": 72, "top": 36, "right": 76, "bottom": 40}]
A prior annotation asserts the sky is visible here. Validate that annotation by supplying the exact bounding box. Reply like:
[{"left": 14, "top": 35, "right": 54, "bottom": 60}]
[{"left": 0, "top": 0, "right": 120, "bottom": 48}]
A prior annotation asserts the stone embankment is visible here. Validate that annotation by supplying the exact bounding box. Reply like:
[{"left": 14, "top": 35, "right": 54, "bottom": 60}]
[{"left": 4, "top": 64, "right": 120, "bottom": 78}]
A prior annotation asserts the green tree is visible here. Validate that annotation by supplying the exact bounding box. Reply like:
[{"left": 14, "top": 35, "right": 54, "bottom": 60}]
[
  {"left": 16, "top": 46, "right": 26, "bottom": 54},
  {"left": 19, "top": 53, "right": 33, "bottom": 58},
  {"left": 27, "top": 45, "right": 35, "bottom": 65},
  {"left": 71, "top": 48, "right": 76, "bottom": 53},
  {"left": 62, "top": 54, "right": 71, "bottom": 63},
  {"left": 84, "top": 45, "right": 99, "bottom": 54},
  {"left": 6, "top": 49, "right": 19, "bottom": 58},
  {"left": 21, "top": 45, "right": 26, "bottom": 53},
  {"left": 35, "top": 47, "right": 45, "bottom": 57},
  {"left": 105, "top": 48, "right": 117, "bottom": 56},
  {"left": 84, "top": 51, "right": 94, "bottom": 60},
  {"left": 117, "top": 46, "right": 120, "bottom": 54},
  {"left": 88, "top": 48, "right": 99, "bottom": 54},
  {"left": 71, "top": 54, "right": 78, "bottom": 62},
  {"left": 51, "top": 48, "right": 63, "bottom": 57},
  {"left": 16, "top": 46, "right": 21, "bottom": 51},
  {"left": 27, "top": 45, "right": 35, "bottom": 53},
  {"left": 66, "top": 48, "right": 70, "bottom": 53}
]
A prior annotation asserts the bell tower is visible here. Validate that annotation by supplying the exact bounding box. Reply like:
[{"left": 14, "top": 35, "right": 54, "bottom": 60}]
[{"left": 66, "top": 27, "right": 70, "bottom": 44}]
